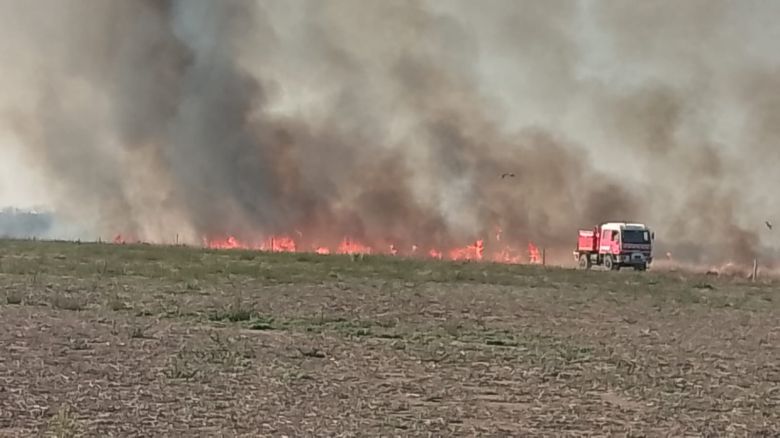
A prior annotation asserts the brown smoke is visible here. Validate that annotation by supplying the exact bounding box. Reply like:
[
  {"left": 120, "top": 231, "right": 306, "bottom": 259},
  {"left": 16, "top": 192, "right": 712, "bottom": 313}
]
[{"left": 1, "top": 0, "right": 778, "bottom": 266}]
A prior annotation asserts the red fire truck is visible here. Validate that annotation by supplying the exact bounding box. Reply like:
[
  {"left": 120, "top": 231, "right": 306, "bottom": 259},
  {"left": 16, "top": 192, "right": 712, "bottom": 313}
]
[{"left": 574, "top": 222, "right": 654, "bottom": 271}]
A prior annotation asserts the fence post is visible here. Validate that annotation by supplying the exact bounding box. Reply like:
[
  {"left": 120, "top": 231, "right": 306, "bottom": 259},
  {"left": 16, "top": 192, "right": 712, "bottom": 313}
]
[{"left": 752, "top": 259, "right": 758, "bottom": 282}]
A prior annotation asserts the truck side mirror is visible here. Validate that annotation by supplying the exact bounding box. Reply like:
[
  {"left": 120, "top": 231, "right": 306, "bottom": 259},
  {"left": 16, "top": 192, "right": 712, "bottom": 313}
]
[{"left": 651, "top": 232, "right": 655, "bottom": 240}]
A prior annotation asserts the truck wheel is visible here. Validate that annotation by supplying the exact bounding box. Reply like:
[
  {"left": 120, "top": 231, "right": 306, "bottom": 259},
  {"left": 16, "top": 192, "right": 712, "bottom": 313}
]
[
  {"left": 604, "top": 255, "right": 615, "bottom": 271},
  {"left": 634, "top": 263, "right": 647, "bottom": 272},
  {"left": 578, "top": 254, "right": 591, "bottom": 270}
]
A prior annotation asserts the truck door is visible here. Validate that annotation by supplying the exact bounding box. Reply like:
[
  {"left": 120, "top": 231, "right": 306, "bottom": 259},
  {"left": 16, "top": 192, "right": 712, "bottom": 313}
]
[
  {"left": 612, "top": 230, "right": 620, "bottom": 253},
  {"left": 599, "top": 229, "right": 612, "bottom": 254}
]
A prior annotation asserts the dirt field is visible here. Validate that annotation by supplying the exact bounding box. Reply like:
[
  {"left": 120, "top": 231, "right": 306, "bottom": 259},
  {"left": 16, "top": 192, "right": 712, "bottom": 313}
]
[{"left": 0, "top": 240, "right": 778, "bottom": 437}]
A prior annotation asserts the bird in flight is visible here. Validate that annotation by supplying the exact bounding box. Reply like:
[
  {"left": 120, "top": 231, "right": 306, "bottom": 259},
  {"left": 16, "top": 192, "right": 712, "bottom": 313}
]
[
  {"left": 766, "top": 221, "right": 773, "bottom": 230},
  {"left": 501, "top": 172, "right": 515, "bottom": 179}
]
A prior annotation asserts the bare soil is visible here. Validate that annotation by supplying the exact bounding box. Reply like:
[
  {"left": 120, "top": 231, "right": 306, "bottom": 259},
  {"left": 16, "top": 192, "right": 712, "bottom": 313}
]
[{"left": 0, "top": 240, "right": 778, "bottom": 436}]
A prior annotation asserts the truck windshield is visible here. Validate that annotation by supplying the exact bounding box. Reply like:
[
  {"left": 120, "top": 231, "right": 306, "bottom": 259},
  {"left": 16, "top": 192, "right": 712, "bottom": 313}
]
[{"left": 622, "top": 230, "right": 650, "bottom": 244}]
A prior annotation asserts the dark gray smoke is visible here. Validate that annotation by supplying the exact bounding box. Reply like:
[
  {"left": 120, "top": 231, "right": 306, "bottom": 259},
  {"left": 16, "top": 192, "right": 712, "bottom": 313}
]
[{"left": 1, "top": 0, "right": 778, "bottom": 266}]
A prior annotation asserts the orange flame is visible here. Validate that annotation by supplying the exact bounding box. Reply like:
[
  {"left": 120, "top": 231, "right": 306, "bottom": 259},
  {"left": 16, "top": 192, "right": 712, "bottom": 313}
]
[
  {"left": 261, "top": 236, "right": 296, "bottom": 253},
  {"left": 337, "top": 238, "right": 372, "bottom": 255},
  {"left": 448, "top": 240, "right": 484, "bottom": 261},
  {"left": 528, "top": 242, "right": 541, "bottom": 264},
  {"left": 205, "top": 236, "right": 247, "bottom": 250},
  {"left": 176, "top": 230, "right": 543, "bottom": 266}
]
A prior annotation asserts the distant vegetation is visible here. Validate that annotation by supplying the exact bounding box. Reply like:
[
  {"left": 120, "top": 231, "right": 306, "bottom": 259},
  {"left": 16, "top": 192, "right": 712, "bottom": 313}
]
[{"left": 0, "top": 207, "right": 54, "bottom": 239}]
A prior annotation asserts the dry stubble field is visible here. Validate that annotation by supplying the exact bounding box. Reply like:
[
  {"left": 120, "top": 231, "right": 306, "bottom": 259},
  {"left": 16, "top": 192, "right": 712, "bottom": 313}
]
[{"left": 0, "top": 239, "right": 778, "bottom": 437}]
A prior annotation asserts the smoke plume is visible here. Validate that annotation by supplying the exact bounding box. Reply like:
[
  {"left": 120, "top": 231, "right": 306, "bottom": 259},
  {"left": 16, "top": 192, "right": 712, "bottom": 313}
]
[{"left": 1, "top": 0, "right": 779, "bottom": 266}]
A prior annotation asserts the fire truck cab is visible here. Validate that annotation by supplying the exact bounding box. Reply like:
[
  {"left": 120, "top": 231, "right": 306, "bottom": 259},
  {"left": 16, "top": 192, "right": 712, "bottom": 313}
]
[{"left": 574, "top": 222, "right": 654, "bottom": 271}]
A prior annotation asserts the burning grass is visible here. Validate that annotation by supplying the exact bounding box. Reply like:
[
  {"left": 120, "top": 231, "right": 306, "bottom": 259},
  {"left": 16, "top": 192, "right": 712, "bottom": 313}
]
[
  {"left": 0, "top": 239, "right": 779, "bottom": 436},
  {"left": 200, "top": 231, "right": 542, "bottom": 265}
]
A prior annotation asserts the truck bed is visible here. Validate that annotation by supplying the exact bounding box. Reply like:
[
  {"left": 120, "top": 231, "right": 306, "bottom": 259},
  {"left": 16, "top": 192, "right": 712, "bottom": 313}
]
[{"left": 577, "top": 229, "right": 597, "bottom": 252}]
